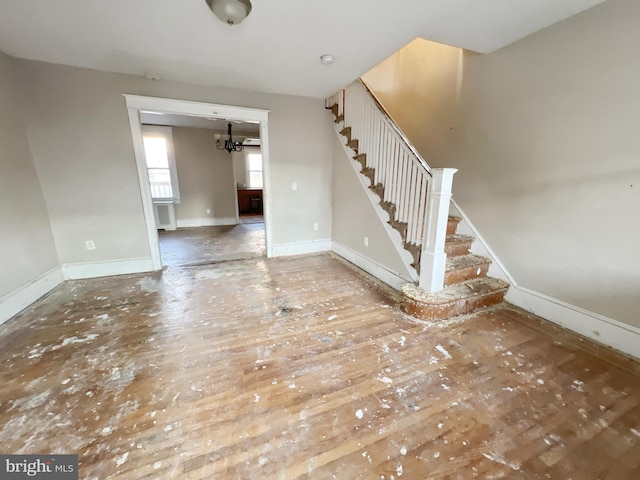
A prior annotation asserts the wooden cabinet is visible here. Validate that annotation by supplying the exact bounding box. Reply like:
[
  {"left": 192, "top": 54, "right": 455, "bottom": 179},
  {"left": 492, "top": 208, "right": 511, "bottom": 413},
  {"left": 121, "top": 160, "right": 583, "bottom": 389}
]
[{"left": 237, "top": 189, "right": 263, "bottom": 214}]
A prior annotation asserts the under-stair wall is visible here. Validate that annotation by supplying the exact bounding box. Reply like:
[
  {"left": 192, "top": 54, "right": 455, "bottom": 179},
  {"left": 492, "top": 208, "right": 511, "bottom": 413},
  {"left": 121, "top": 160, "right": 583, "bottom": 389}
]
[{"left": 331, "top": 127, "right": 416, "bottom": 290}]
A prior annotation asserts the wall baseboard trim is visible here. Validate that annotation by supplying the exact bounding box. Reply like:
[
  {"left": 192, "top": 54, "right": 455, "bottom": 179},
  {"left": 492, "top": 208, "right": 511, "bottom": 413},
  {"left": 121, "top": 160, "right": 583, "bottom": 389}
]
[
  {"left": 450, "top": 199, "right": 640, "bottom": 360},
  {"left": 176, "top": 217, "right": 237, "bottom": 228},
  {"left": 272, "top": 239, "right": 331, "bottom": 257},
  {"left": 63, "top": 257, "right": 156, "bottom": 280},
  {"left": 0, "top": 266, "right": 65, "bottom": 326},
  {"left": 507, "top": 286, "right": 640, "bottom": 360},
  {"left": 332, "top": 241, "right": 410, "bottom": 291}
]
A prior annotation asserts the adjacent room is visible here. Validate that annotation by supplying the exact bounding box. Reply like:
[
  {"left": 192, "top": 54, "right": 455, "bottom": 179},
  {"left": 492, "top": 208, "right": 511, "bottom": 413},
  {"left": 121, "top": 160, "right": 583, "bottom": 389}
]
[{"left": 138, "top": 112, "right": 266, "bottom": 267}]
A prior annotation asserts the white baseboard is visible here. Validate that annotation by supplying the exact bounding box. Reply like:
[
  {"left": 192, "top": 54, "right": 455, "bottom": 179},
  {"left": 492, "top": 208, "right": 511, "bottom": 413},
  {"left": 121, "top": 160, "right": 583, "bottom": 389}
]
[
  {"left": 0, "top": 266, "right": 65, "bottom": 326},
  {"left": 63, "top": 257, "right": 156, "bottom": 280},
  {"left": 507, "top": 286, "right": 640, "bottom": 360},
  {"left": 335, "top": 123, "right": 418, "bottom": 281},
  {"left": 332, "top": 241, "right": 411, "bottom": 291},
  {"left": 176, "top": 217, "right": 237, "bottom": 228},
  {"left": 450, "top": 199, "right": 640, "bottom": 360},
  {"left": 272, "top": 238, "right": 331, "bottom": 257}
]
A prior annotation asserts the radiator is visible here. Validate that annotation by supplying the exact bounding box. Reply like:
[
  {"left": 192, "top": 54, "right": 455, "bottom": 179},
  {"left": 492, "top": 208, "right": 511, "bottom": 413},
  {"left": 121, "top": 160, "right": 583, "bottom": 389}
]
[{"left": 153, "top": 203, "right": 177, "bottom": 231}]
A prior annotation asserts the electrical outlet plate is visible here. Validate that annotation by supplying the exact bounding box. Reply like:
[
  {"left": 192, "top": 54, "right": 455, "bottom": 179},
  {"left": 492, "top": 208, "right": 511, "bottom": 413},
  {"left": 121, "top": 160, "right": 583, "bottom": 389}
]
[
  {"left": 363, "top": 237, "right": 369, "bottom": 247},
  {"left": 86, "top": 240, "right": 96, "bottom": 250},
  {"left": 313, "top": 223, "right": 319, "bottom": 231}
]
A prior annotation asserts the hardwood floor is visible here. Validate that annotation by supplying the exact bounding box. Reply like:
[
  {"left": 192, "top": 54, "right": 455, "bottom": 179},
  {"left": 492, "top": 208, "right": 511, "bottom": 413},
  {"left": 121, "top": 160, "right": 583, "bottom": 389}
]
[
  {"left": 158, "top": 221, "right": 265, "bottom": 267},
  {"left": 1, "top": 253, "right": 639, "bottom": 479}
]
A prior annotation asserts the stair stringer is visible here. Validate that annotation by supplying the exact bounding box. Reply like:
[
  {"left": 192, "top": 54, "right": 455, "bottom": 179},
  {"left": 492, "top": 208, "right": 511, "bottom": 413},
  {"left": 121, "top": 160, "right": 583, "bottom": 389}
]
[{"left": 333, "top": 121, "right": 419, "bottom": 283}]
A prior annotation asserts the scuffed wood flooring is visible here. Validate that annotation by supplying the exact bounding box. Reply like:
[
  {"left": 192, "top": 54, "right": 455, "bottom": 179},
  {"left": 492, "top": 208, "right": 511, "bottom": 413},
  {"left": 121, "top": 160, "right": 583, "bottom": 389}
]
[
  {"left": 1, "top": 253, "right": 639, "bottom": 479},
  {"left": 158, "top": 222, "right": 265, "bottom": 268}
]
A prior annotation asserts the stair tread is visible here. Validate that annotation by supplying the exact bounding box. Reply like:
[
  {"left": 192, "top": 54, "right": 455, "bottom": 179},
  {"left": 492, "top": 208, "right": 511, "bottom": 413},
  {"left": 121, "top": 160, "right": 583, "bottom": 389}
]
[
  {"left": 445, "top": 254, "right": 490, "bottom": 271},
  {"left": 402, "top": 277, "right": 509, "bottom": 306},
  {"left": 446, "top": 234, "right": 474, "bottom": 243}
]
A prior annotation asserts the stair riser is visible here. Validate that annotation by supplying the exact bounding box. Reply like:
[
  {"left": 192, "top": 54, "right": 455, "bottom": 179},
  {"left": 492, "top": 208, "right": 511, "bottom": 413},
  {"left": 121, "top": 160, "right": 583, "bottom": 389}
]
[
  {"left": 403, "top": 288, "right": 507, "bottom": 322},
  {"left": 447, "top": 220, "right": 460, "bottom": 236},
  {"left": 445, "top": 241, "right": 473, "bottom": 257},
  {"left": 444, "top": 263, "right": 489, "bottom": 285}
]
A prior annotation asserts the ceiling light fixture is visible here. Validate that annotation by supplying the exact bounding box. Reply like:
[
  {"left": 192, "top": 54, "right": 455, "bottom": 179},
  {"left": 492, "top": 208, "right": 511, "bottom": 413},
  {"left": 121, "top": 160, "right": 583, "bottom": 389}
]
[
  {"left": 320, "top": 54, "right": 335, "bottom": 65},
  {"left": 215, "top": 123, "right": 244, "bottom": 153},
  {"left": 206, "top": 0, "right": 252, "bottom": 26}
]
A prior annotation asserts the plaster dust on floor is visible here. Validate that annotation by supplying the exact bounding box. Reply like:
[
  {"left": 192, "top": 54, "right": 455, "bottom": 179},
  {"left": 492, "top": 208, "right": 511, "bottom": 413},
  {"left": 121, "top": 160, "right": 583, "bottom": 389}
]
[{"left": 0, "top": 253, "right": 639, "bottom": 478}]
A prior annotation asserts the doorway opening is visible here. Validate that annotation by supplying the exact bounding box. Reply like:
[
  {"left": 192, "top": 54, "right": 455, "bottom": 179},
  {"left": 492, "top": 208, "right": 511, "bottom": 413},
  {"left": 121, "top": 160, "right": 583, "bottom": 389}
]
[{"left": 124, "top": 95, "right": 272, "bottom": 270}]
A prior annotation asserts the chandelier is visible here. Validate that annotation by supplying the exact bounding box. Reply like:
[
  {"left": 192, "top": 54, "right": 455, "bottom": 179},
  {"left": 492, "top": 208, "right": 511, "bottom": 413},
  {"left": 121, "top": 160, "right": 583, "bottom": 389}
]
[
  {"left": 216, "top": 123, "right": 244, "bottom": 153},
  {"left": 205, "top": 0, "right": 252, "bottom": 26}
]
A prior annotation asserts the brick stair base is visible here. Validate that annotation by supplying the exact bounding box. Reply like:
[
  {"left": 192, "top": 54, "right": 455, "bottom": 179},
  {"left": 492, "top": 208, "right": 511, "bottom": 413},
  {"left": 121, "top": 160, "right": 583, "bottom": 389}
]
[{"left": 402, "top": 277, "right": 509, "bottom": 322}]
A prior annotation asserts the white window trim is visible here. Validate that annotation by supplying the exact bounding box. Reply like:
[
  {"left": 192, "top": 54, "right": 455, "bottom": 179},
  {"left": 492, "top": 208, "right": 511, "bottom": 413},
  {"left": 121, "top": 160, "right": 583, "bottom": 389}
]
[{"left": 141, "top": 125, "right": 181, "bottom": 203}]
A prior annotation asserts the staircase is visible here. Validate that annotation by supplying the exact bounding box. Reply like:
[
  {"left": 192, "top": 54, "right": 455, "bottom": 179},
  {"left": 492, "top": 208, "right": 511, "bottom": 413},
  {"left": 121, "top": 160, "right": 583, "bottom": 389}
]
[
  {"left": 328, "top": 80, "right": 509, "bottom": 321},
  {"left": 337, "top": 123, "right": 424, "bottom": 272},
  {"left": 402, "top": 216, "right": 509, "bottom": 321}
]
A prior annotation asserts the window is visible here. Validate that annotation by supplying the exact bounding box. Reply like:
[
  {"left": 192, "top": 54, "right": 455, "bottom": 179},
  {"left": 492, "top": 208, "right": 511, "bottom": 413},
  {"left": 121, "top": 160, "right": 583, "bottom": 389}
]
[
  {"left": 142, "top": 126, "right": 180, "bottom": 202},
  {"left": 246, "top": 150, "right": 263, "bottom": 188}
]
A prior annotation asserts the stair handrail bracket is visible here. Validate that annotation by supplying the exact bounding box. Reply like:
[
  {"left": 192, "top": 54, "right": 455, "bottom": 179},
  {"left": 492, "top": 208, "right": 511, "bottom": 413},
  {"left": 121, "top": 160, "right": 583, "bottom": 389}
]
[{"left": 327, "top": 80, "right": 457, "bottom": 293}]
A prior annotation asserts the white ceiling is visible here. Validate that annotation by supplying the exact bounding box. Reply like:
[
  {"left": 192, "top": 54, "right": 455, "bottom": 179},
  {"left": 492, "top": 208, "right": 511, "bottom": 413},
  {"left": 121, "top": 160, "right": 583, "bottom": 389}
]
[{"left": 0, "top": 0, "right": 607, "bottom": 98}]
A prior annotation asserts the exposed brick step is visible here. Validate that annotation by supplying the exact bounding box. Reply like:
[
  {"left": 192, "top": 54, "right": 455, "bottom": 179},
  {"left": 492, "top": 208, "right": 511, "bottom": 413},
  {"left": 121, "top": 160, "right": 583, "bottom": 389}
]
[
  {"left": 445, "top": 254, "right": 491, "bottom": 285},
  {"left": 447, "top": 216, "right": 461, "bottom": 236},
  {"left": 402, "top": 277, "right": 509, "bottom": 322},
  {"left": 445, "top": 234, "right": 474, "bottom": 257}
]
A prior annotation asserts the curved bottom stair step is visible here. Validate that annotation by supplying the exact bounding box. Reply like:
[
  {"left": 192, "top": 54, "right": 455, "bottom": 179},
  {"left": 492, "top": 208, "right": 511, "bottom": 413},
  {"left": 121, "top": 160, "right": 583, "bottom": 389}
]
[{"left": 402, "top": 277, "right": 509, "bottom": 322}]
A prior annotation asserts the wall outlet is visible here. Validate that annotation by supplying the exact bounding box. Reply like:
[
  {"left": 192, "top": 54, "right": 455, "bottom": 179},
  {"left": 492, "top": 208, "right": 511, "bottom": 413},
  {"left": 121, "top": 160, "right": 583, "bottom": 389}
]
[
  {"left": 313, "top": 223, "right": 319, "bottom": 231},
  {"left": 363, "top": 237, "right": 369, "bottom": 247},
  {"left": 292, "top": 182, "right": 297, "bottom": 191},
  {"left": 206, "top": 208, "right": 211, "bottom": 215},
  {"left": 86, "top": 240, "right": 96, "bottom": 251}
]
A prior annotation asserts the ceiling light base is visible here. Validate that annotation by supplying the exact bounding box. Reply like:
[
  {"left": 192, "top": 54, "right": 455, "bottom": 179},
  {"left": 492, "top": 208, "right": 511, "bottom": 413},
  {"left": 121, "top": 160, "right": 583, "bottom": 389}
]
[{"left": 206, "top": 0, "right": 252, "bottom": 26}]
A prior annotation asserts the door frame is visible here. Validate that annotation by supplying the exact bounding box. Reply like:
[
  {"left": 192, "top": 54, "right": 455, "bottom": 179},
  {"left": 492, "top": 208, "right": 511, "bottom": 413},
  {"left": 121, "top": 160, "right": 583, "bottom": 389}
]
[{"left": 123, "top": 94, "right": 272, "bottom": 270}]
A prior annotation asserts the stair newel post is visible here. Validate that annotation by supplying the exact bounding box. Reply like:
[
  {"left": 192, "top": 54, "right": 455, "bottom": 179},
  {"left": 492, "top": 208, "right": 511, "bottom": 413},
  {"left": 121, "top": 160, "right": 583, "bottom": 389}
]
[{"left": 419, "top": 168, "right": 458, "bottom": 292}]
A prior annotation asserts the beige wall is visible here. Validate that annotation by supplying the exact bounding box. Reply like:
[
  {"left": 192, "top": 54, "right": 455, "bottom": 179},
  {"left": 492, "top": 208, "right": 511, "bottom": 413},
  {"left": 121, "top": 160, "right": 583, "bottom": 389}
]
[
  {"left": 170, "top": 127, "right": 237, "bottom": 223},
  {"left": 332, "top": 135, "right": 414, "bottom": 281},
  {"left": 16, "top": 60, "right": 334, "bottom": 263},
  {"left": 362, "top": 0, "right": 640, "bottom": 327},
  {"left": 232, "top": 151, "right": 247, "bottom": 188},
  {"left": 362, "top": 38, "right": 463, "bottom": 167},
  {"left": 0, "top": 51, "right": 59, "bottom": 298}
]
